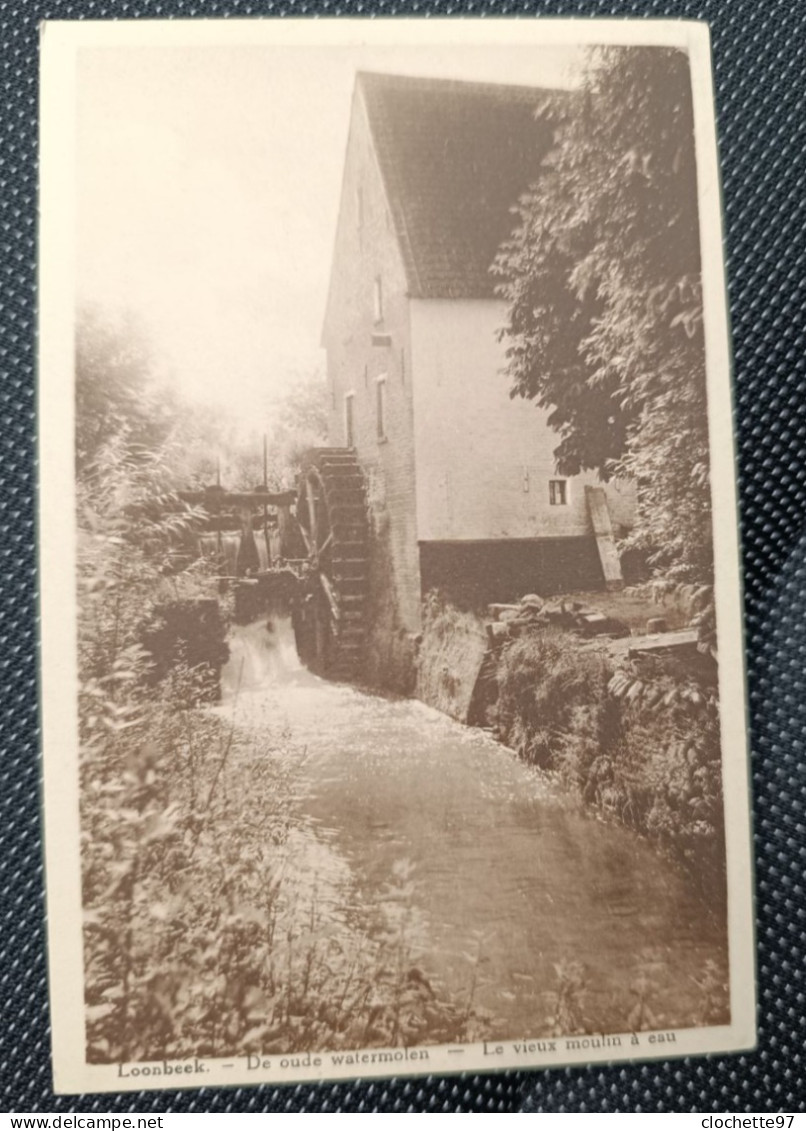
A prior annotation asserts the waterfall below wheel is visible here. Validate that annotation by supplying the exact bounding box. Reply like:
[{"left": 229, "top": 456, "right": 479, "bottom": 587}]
[{"left": 189, "top": 448, "right": 370, "bottom": 684}]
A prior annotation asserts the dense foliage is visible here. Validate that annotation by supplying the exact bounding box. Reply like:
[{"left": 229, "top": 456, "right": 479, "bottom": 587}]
[
  {"left": 262, "top": 370, "right": 330, "bottom": 490},
  {"left": 491, "top": 49, "right": 724, "bottom": 894},
  {"left": 75, "top": 308, "right": 182, "bottom": 476},
  {"left": 78, "top": 437, "right": 480, "bottom": 1060},
  {"left": 75, "top": 316, "right": 477, "bottom": 1061},
  {"left": 494, "top": 47, "right": 711, "bottom": 582}
]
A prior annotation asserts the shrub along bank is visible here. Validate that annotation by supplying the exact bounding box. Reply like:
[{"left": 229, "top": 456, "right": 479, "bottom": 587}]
[
  {"left": 418, "top": 592, "right": 725, "bottom": 899},
  {"left": 78, "top": 446, "right": 472, "bottom": 1063}
]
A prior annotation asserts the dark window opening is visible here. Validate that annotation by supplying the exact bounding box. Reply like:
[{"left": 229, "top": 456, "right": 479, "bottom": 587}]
[
  {"left": 345, "top": 393, "right": 355, "bottom": 448},
  {"left": 357, "top": 186, "right": 364, "bottom": 241},
  {"left": 376, "top": 377, "right": 387, "bottom": 442},
  {"left": 549, "top": 479, "right": 568, "bottom": 506}
]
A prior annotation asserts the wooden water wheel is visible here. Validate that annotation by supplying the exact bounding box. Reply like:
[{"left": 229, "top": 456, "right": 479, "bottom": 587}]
[{"left": 292, "top": 448, "right": 369, "bottom": 680}]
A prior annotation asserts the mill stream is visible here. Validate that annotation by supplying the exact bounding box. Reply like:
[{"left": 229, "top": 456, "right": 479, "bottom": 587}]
[{"left": 214, "top": 617, "right": 729, "bottom": 1042}]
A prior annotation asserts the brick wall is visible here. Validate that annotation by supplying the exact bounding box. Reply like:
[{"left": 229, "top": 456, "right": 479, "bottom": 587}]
[
  {"left": 322, "top": 87, "right": 639, "bottom": 668},
  {"left": 321, "top": 86, "right": 422, "bottom": 636}
]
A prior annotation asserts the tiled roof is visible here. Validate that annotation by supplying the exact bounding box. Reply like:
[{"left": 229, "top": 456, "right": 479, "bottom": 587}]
[{"left": 358, "top": 71, "right": 560, "bottom": 300}]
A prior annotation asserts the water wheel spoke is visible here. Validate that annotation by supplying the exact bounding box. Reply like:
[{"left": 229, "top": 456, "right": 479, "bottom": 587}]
[
  {"left": 305, "top": 477, "right": 320, "bottom": 558},
  {"left": 297, "top": 521, "right": 313, "bottom": 556},
  {"left": 318, "top": 571, "right": 341, "bottom": 623},
  {"left": 293, "top": 450, "right": 368, "bottom": 681}
]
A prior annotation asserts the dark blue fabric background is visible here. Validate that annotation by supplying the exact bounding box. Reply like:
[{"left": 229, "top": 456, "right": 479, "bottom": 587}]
[{"left": 2, "top": 0, "right": 803, "bottom": 1112}]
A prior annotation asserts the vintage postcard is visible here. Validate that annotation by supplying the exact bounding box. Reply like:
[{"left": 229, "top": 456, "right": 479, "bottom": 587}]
[{"left": 38, "top": 18, "right": 756, "bottom": 1094}]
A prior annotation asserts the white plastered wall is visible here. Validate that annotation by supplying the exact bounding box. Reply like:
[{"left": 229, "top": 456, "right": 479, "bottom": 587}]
[{"left": 409, "top": 298, "right": 635, "bottom": 542}]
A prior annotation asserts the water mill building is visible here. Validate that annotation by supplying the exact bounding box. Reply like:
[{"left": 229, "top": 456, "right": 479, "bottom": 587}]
[{"left": 321, "top": 72, "right": 636, "bottom": 680}]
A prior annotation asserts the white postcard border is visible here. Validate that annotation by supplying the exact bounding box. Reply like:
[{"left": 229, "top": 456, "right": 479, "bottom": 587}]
[{"left": 38, "top": 17, "right": 756, "bottom": 1096}]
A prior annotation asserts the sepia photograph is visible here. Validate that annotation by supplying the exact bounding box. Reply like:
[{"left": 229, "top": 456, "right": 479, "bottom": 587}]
[{"left": 38, "top": 19, "right": 755, "bottom": 1094}]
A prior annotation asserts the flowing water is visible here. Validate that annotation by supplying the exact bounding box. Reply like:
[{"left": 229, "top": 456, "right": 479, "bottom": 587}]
[
  {"left": 217, "top": 618, "right": 728, "bottom": 1038},
  {"left": 199, "top": 532, "right": 273, "bottom": 576}
]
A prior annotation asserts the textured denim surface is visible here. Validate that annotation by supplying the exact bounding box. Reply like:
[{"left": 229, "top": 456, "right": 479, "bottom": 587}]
[{"left": 2, "top": 0, "right": 803, "bottom": 1112}]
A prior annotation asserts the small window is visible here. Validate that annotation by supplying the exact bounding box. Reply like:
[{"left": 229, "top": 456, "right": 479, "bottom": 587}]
[
  {"left": 376, "top": 376, "right": 387, "bottom": 442},
  {"left": 344, "top": 393, "right": 355, "bottom": 448},
  {"left": 549, "top": 479, "right": 568, "bottom": 506},
  {"left": 373, "top": 276, "right": 383, "bottom": 324},
  {"left": 357, "top": 186, "right": 364, "bottom": 237}
]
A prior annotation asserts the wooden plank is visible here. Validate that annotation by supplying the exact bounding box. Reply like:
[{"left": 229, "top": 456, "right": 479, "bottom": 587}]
[
  {"left": 178, "top": 488, "right": 297, "bottom": 507},
  {"left": 318, "top": 571, "right": 342, "bottom": 623},
  {"left": 585, "top": 486, "right": 624, "bottom": 591},
  {"left": 581, "top": 627, "right": 699, "bottom": 657}
]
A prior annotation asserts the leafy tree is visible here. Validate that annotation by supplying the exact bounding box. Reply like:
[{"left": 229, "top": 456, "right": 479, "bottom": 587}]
[
  {"left": 214, "top": 371, "right": 330, "bottom": 492},
  {"left": 494, "top": 47, "right": 711, "bottom": 581},
  {"left": 273, "top": 369, "right": 329, "bottom": 441},
  {"left": 266, "top": 369, "right": 329, "bottom": 484},
  {"left": 75, "top": 306, "right": 181, "bottom": 475},
  {"left": 180, "top": 372, "right": 329, "bottom": 494}
]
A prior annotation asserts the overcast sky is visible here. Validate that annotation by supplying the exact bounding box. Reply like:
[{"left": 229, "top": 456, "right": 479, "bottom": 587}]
[{"left": 77, "top": 43, "right": 583, "bottom": 428}]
